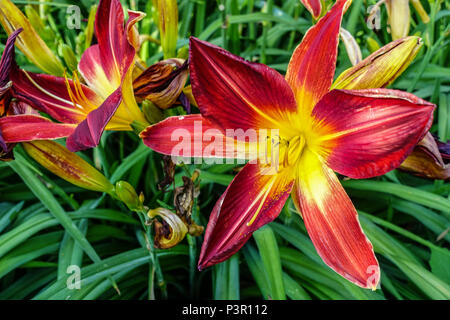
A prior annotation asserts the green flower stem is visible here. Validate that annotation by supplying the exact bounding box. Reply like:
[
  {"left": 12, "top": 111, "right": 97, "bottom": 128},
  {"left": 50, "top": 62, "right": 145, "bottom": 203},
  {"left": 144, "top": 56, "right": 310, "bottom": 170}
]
[{"left": 137, "top": 210, "right": 168, "bottom": 299}]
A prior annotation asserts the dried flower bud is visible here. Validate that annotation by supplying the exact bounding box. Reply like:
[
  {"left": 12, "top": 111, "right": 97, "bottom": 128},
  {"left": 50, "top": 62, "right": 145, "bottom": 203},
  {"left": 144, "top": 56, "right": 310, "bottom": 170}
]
[
  {"left": 148, "top": 207, "right": 188, "bottom": 249},
  {"left": 400, "top": 133, "right": 450, "bottom": 181},
  {"left": 115, "top": 181, "right": 143, "bottom": 211},
  {"left": 23, "top": 140, "right": 114, "bottom": 193},
  {"left": 133, "top": 59, "right": 188, "bottom": 109},
  {"left": 340, "top": 28, "right": 362, "bottom": 66}
]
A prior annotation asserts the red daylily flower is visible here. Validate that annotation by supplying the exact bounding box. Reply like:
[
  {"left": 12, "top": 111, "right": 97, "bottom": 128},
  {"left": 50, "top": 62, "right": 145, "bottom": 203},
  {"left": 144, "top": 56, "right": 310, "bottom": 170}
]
[
  {"left": 0, "top": 0, "right": 147, "bottom": 152},
  {"left": 140, "top": 0, "right": 435, "bottom": 289}
]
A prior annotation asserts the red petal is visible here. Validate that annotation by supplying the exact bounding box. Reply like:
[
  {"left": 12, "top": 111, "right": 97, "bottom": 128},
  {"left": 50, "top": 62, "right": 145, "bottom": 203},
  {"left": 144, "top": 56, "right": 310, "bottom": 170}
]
[
  {"left": 198, "top": 163, "right": 293, "bottom": 269},
  {"left": 0, "top": 115, "right": 75, "bottom": 142},
  {"left": 10, "top": 68, "right": 100, "bottom": 123},
  {"left": 66, "top": 88, "right": 122, "bottom": 152},
  {"left": 300, "top": 0, "right": 322, "bottom": 19},
  {"left": 189, "top": 37, "right": 297, "bottom": 131},
  {"left": 140, "top": 114, "right": 258, "bottom": 159},
  {"left": 312, "top": 89, "right": 435, "bottom": 179},
  {"left": 292, "top": 149, "right": 380, "bottom": 289},
  {"left": 285, "top": 0, "right": 349, "bottom": 115}
]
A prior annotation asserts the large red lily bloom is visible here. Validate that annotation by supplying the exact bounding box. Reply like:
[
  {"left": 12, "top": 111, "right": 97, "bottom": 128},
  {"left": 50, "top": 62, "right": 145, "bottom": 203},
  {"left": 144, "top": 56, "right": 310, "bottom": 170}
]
[
  {"left": 0, "top": 0, "right": 147, "bottom": 152},
  {"left": 141, "top": 0, "right": 434, "bottom": 289}
]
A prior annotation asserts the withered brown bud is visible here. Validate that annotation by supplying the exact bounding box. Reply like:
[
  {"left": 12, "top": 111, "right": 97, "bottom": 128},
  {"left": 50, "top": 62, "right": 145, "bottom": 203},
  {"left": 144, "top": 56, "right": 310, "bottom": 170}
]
[{"left": 158, "top": 155, "right": 176, "bottom": 190}]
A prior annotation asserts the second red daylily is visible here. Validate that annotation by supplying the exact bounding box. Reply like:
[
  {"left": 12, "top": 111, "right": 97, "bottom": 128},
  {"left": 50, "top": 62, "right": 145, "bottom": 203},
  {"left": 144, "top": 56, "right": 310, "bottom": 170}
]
[
  {"left": 0, "top": 0, "right": 147, "bottom": 152},
  {"left": 141, "top": 0, "right": 435, "bottom": 289}
]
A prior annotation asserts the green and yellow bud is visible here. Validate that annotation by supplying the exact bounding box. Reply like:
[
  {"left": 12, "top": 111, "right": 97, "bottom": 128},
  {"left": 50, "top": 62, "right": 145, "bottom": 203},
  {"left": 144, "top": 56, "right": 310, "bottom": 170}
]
[
  {"left": 385, "top": 0, "right": 410, "bottom": 40},
  {"left": 59, "top": 44, "right": 78, "bottom": 72},
  {"left": 115, "top": 181, "right": 143, "bottom": 211},
  {"left": 366, "top": 36, "right": 380, "bottom": 53},
  {"left": 148, "top": 207, "right": 188, "bottom": 249},
  {"left": 23, "top": 140, "right": 114, "bottom": 194},
  {"left": 85, "top": 4, "right": 97, "bottom": 51},
  {"left": 410, "top": 0, "right": 429, "bottom": 24},
  {"left": 152, "top": 0, "right": 178, "bottom": 59},
  {"left": 332, "top": 36, "right": 422, "bottom": 90},
  {"left": 0, "top": 0, "right": 65, "bottom": 76}
]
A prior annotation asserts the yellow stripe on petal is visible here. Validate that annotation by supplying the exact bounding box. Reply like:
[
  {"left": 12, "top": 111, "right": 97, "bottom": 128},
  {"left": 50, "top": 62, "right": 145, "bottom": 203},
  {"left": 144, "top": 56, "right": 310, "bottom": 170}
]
[{"left": 0, "top": 0, "right": 65, "bottom": 75}]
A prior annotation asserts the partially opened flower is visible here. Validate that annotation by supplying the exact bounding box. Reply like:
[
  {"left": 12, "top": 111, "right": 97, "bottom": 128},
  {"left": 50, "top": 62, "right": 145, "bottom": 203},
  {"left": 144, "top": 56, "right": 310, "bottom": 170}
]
[
  {"left": 141, "top": 0, "right": 435, "bottom": 288},
  {"left": 0, "top": 0, "right": 148, "bottom": 152}
]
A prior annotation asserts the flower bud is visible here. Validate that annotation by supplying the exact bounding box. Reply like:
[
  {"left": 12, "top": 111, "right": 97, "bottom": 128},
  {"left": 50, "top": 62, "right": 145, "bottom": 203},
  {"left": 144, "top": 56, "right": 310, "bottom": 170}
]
[
  {"left": 85, "top": 4, "right": 97, "bottom": 50},
  {"left": 385, "top": 0, "right": 410, "bottom": 40},
  {"left": 133, "top": 59, "right": 188, "bottom": 109},
  {"left": 153, "top": 0, "right": 178, "bottom": 59},
  {"left": 148, "top": 208, "right": 188, "bottom": 249},
  {"left": 115, "top": 181, "right": 143, "bottom": 211},
  {"left": 0, "top": 0, "right": 64, "bottom": 76},
  {"left": 410, "top": 0, "right": 429, "bottom": 24},
  {"left": 332, "top": 36, "right": 422, "bottom": 90},
  {"left": 400, "top": 133, "right": 449, "bottom": 181},
  {"left": 340, "top": 28, "right": 362, "bottom": 66},
  {"left": 59, "top": 44, "right": 78, "bottom": 72},
  {"left": 366, "top": 37, "right": 380, "bottom": 53},
  {"left": 23, "top": 140, "right": 114, "bottom": 193}
]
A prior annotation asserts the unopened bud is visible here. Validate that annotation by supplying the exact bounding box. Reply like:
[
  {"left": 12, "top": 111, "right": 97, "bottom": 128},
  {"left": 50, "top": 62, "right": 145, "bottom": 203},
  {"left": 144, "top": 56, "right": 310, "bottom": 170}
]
[
  {"left": 23, "top": 140, "right": 114, "bottom": 193},
  {"left": 59, "top": 44, "right": 78, "bottom": 71},
  {"left": 115, "top": 181, "right": 143, "bottom": 211},
  {"left": 385, "top": 0, "right": 410, "bottom": 40},
  {"left": 153, "top": 0, "right": 178, "bottom": 59},
  {"left": 366, "top": 37, "right": 380, "bottom": 53}
]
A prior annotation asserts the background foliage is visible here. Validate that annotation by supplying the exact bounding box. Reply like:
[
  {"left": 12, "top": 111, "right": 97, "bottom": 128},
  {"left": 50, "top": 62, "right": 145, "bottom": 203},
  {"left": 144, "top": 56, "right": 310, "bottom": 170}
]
[{"left": 0, "top": 0, "right": 449, "bottom": 300}]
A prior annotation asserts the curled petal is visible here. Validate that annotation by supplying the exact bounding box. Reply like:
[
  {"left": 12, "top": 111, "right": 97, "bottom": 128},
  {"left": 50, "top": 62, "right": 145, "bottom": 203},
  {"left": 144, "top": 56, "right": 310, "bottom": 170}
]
[
  {"left": 23, "top": 140, "right": 114, "bottom": 193},
  {"left": 312, "top": 89, "right": 435, "bottom": 179},
  {"left": 292, "top": 149, "right": 379, "bottom": 289},
  {"left": 300, "top": 0, "right": 322, "bottom": 19},
  {"left": 285, "top": 0, "right": 349, "bottom": 117},
  {"left": 66, "top": 88, "right": 122, "bottom": 152},
  {"left": 400, "top": 133, "right": 450, "bottom": 180},
  {"left": 333, "top": 36, "right": 423, "bottom": 90},
  {"left": 148, "top": 208, "right": 188, "bottom": 249},
  {"left": 140, "top": 114, "right": 259, "bottom": 160},
  {"left": 0, "top": 114, "right": 75, "bottom": 143},
  {"left": 189, "top": 37, "right": 297, "bottom": 132},
  {"left": 133, "top": 59, "right": 188, "bottom": 109},
  {"left": 0, "top": 0, "right": 64, "bottom": 75},
  {"left": 198, "top": 163, "right": 293, "bottom": 269}
]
